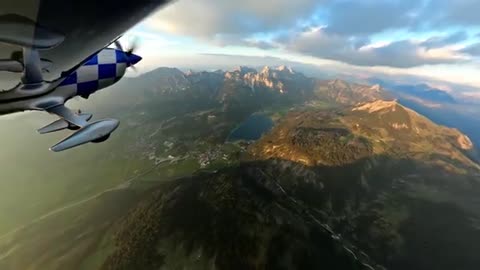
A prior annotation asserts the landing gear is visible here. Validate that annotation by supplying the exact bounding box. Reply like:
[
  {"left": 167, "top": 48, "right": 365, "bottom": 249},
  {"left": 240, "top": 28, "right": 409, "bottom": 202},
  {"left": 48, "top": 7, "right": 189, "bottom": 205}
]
[
  {"left": 68, "top": 124, "right": 80, "bottom": 131},
  {"left": 91, "top": 134, "right": 110, "bottom": 143},
  {"left": 50, "top": 119, "right": 119, "bottom": 152}
]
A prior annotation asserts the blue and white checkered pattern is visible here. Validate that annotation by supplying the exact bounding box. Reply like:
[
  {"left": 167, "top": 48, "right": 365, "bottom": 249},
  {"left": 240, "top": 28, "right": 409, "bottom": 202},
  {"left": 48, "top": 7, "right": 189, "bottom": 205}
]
[{"left": 59, "top": 48, "right": 128, "bottom": 96}]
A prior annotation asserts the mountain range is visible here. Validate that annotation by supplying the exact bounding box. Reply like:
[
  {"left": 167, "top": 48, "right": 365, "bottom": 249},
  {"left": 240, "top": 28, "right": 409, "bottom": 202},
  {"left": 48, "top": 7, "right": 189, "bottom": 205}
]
[{"left": 1, "top": 66, "right": 480, "bottom": 270}]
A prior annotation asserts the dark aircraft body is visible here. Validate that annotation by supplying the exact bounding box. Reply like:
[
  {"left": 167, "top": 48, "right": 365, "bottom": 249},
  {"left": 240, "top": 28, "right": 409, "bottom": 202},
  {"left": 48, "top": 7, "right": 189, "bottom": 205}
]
[
  {"left": 0, "top": 0, "right": 172, "bottom": 151},
  {"left": 0, "top": 0, "right": 171, "bottom": 81}
]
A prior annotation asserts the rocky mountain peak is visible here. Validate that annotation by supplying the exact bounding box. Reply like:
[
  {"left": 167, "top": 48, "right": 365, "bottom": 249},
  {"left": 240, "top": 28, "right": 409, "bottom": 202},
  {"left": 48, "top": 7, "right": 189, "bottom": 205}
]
[
  {"left": 276, "top": 65, "right": 295, "bottom": 74},
  {"left": 352, "top": 100, "right": 400, "bottom": 114},
  {"left": 370, "top": 84, "right": 382, "bottom": 92},
  {"left": 457, "top": 134, "right": 473, "bottom": 150},
  {"left": 260, "top": 66, "right": 271, "bottom": 75},
  {"left": 329, "top": 78, "right": 349, "bottom": 88},
  {"left": 185, "top": 69, "right": 195, "bottom": 76}
]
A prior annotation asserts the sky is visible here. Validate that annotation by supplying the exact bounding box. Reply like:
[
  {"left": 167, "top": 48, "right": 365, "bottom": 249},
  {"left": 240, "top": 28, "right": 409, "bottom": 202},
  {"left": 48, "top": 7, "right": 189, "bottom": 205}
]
[{"left": 125, "top": 0, "right": 480, "bottom": 89}]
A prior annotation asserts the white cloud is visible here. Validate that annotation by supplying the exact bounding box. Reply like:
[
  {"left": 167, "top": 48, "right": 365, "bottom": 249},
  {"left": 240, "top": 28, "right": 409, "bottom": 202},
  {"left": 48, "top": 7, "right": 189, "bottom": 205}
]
[
  {"left": 135, "top": 0, "right": 480, "bottom": 82},
  {"left": 146, "top": 0, "right": 322, "bottom": 39},
  {"left": 324, "top": 0, "right": 419, "bottom": 35},
  {"left": 283, "top": 28, "right": 468, "bottom": 68}
]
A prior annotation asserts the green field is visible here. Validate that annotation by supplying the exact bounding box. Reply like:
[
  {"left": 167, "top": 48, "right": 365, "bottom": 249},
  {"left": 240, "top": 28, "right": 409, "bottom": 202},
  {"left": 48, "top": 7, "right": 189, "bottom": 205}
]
[
  {"left": 0, "top": 86, "right": 251, "bottom": 270},
  {"left": 0, "top": 110, "right": 157, "bottom": 235},
  {"left": 0, "top": 88, "right": 248, "bottom": 236}
]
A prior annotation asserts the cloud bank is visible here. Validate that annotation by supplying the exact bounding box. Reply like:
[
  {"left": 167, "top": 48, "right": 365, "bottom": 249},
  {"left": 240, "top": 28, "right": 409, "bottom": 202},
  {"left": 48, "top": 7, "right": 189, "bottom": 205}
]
[{"left": 146, "top": 0, "right": 480, "bottom": 68}]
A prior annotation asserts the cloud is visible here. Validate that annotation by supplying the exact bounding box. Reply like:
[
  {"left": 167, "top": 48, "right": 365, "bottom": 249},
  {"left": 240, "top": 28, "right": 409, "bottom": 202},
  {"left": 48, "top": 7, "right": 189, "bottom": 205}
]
[
  {"left": 212, "top": 34, "right": 278, "bottom": 49},
  {"left": 325, "top": 1, "right": 480, "bottom": 34},
  {"left": 147, "top": 0, "right": 480, "bottom": 44},
  {"left": 284, "top": 28, "right": 467, "bottom": 68},
  {"left": 147, "top": 0, "right": 322, "bottom": 39},
  {"left": 462, "top": 43, "right": 480, "bottom": 56},
  {"left": 324, "top": 0, "right": 419, "bottom": 35},
  {"left": 136, "top": 52, "right": 325, "bottom": 75},
  {"left": 143, "top": 0, "right": 479, "bottom": 69},
  {"left": 420, "top": 0, "right": 480, "bottom": 28},
  {"left": 149, "top": 0, "right": 425, "bottom": 40},
  {"left": 421, "top": 31, "right": 469, "bottom": 49}
]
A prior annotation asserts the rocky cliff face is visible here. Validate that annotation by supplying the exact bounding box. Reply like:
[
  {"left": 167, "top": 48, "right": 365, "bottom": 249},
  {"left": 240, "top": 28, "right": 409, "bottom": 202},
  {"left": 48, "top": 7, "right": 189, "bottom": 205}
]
[{"left": 314, "top": 79, "right": 391, "bottom": 105}]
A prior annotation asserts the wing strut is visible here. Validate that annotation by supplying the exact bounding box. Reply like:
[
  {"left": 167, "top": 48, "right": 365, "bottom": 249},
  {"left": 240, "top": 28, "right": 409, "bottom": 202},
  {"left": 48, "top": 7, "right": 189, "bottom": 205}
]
[
  {"left": 45, "top": 104, "right": 89, "bottom": 128},
  {"left": 21, "top": 47, "right": 43, "bottom": 85}
]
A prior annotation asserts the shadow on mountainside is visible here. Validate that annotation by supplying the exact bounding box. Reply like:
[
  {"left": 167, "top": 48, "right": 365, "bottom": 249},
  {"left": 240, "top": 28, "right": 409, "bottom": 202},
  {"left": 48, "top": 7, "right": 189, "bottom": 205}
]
[{"left": 102, "top": 156, "right": 480, "bottom": 270}]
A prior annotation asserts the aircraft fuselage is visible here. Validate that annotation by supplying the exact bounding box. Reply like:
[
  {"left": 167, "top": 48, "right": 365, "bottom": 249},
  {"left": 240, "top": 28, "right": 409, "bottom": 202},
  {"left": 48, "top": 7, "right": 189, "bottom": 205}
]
[{"left": 0, "top": 47, "right": 138, "bottom": 115}]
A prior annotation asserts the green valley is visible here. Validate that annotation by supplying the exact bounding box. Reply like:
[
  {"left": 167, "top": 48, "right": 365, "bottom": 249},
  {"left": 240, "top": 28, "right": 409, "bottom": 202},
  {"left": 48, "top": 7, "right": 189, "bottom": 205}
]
[{"left": 1, "top": 66, "right": 480, "bottom": 270}]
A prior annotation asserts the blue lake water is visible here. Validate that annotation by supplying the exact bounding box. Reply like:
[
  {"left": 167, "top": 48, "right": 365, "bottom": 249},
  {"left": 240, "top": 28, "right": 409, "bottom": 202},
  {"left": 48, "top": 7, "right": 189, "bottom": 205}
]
[{"left": 227, "top": 114, "right": 274, "bottom": 141}]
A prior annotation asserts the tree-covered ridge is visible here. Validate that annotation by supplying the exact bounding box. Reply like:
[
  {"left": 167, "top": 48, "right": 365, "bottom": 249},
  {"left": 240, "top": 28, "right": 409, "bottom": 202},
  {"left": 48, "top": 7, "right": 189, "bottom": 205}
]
[{"left": 102, "top": 164, "right": 380, "bottom": 270}]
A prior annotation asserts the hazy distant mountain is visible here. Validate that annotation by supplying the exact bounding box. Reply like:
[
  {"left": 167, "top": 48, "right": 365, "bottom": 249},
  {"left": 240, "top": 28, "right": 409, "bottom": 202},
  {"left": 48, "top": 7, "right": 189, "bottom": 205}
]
[
  {"left": 368, "top": 78, "right": 456, "bottom": 104},
  {"left": 396, "top": 84, "right": 456, "bottom": 103},
  {"left": 367, "top": 77, "right": 480, "bottom": 147}
]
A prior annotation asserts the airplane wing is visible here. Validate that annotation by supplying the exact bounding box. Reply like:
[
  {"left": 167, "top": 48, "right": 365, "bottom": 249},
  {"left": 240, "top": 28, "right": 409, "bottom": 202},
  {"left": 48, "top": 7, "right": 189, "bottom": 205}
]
[{"left": 0, "top": 0, "right": 172, "bottom": 86}]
